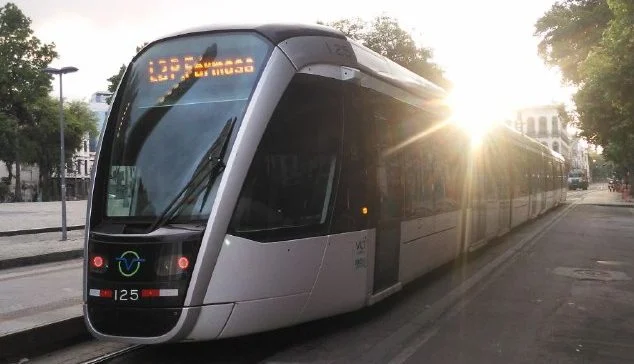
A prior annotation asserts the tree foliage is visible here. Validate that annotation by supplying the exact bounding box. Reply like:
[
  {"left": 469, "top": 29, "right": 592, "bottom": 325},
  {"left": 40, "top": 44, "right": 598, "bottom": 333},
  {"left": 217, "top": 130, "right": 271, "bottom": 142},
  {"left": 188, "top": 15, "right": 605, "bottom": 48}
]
[
  {"left": 22, "top": 97, "right": 98, "bottom": 200},
  {"left": 535, "top": 0, "right": 612, "bottom": 85},
  {"left": 322, "top": 16, "right": 449, "bottom": 88},
  {"left": 106, "top": 65, "right": 126, "bottom": 96},
  {"left": 106, "top": 43, "right": 148, "bottom": 103},
  {"left": 0, "top": 113, "right": 17, "bottom": 183},
  {"left": 0, "top": 3, "right": 57, "bottom": 117},
  {"left": 535, "top": 0, "right": 634, "bottom": 176},
  {"left": 0, "top": 2, "right": 56, "bottom": 200}
]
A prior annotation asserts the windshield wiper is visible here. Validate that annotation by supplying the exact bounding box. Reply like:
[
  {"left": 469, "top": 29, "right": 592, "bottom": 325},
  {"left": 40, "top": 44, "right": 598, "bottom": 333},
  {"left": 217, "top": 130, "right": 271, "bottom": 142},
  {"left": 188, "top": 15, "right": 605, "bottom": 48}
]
[{"left": 147, "top": 116, "right": 237, "bottom": 232}]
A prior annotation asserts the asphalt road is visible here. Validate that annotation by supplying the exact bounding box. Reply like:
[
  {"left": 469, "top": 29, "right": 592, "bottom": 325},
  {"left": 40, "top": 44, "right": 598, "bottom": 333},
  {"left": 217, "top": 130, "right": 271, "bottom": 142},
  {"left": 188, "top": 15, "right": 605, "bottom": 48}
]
[
  {"left": 31, "top": 188, "right": 634, "bottom": 363},
  {"left": 399, "top": 201, "right": 634, "bottom": 363}
]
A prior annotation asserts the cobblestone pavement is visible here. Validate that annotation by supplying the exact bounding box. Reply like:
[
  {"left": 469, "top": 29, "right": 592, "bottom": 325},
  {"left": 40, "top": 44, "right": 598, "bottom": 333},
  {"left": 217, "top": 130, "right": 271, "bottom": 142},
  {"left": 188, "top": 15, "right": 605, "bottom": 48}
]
[{"left": 0, "top": 200, "right": 87, "bottom": 232}]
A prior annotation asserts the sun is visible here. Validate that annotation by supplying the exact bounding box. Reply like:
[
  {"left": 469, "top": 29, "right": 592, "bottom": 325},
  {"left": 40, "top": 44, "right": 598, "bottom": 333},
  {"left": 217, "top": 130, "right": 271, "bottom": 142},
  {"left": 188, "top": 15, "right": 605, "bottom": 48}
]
[{"left": 445, "top": 85, "right": 501, "bottom": 141}]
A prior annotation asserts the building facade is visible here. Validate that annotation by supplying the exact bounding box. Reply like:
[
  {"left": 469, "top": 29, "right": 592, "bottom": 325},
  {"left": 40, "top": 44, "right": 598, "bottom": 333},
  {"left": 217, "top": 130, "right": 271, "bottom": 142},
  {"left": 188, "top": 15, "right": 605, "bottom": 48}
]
[
  {"left": 88, "top": 91, "right": 111, "bottom": 152},
  {"left": 514, "top": 105, "right": 571, "bottom": 160},
  {"left": 569, "top": 137, "right": 591, "bottom": 178},
  {"left": 60, "top": 91, "right": 111, "bottom": 200}
]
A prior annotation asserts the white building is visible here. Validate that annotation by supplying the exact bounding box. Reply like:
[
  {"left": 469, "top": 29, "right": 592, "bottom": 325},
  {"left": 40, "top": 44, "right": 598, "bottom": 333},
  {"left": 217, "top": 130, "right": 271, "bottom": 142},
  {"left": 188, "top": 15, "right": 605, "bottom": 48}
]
[
  {"left": 570, "top": 137, "right": 591, "bottom": 178},
  {"left": 514, "top": 105, "right": 571, "bottom": 160},
  {"left": 88, "top": 91, "right": 111, "bottom": 152},
  {"left": 64, "top": 91, "right": 111, "bottom": 199}
]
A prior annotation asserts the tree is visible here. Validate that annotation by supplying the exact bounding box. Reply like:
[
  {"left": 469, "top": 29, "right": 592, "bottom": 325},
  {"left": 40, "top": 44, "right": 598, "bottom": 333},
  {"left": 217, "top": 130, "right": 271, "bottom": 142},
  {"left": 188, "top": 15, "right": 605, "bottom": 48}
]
[
  {"left": 106, "top": 43, "right": 148, "bottom": 103},
  {"left": 0, "top": 2, "right": 56, "bottom": 201},
  {"left": 0, "top": 113, "right": 17, "bottom": 184},
  {"left": 22, "top": 97, "right": 97, "bottom": 200},
  {"left": 535, "top": 0, "right": 612, "bottom": 85},
  {"left": 106, "top": 64, "right": 126, "bottom": 102},
  {"left": 535, "top": 0, "right": 634, "bottom": 188},
  {"left": 321, "top": 16, "right": 449, "bottom": 88}
]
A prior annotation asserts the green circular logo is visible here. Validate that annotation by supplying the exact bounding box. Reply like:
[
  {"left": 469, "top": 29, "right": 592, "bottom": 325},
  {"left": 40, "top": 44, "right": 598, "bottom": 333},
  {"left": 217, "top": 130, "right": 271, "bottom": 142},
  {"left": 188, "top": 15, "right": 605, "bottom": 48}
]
[{"left": 115, "top": 250, "right": 145, "bottom": 278}]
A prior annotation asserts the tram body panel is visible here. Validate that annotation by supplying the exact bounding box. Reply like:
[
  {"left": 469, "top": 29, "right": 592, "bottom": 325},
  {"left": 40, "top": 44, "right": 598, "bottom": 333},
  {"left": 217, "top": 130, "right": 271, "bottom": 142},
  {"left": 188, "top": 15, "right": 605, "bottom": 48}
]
[
  {"left": 398, "top": 212, "right": 460, "bottom": 284},
  {"left": 186, "top": 48, "right": 297, "bottom": 307},
  {"left": 203, "top": 235, "right": 327, "bottom": 303},
  {"left": 511, "top": 196, "right": 530, "bottom": 228},
  {"left": 434, "top": 211, "right": 462, "bottom": 263},
  {"left": 398, "top": 216, "right": 436, "bottom": 284},
  {"left": 84, "top": 305, "right": 199, "bottom": 344},
  {"left": 277, "top": 36, "right": 358, "bottom": 70},
  {"left": 184, "top": 303, "right": 233, "bottom": 341},
  {"left": 485, "top": 197, "right": 501, "bottom": 239},
  {"left": 219, "top": 293, "right": 309, "bottom": 338},
  {"left": 297, "top": 230, "right": 374, "bottom": 323}
]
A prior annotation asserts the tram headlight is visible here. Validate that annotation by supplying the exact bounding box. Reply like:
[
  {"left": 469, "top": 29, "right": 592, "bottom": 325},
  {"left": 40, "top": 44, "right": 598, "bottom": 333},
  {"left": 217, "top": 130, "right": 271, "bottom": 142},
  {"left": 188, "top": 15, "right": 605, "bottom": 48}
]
[{"left": 156, "top": 255, "right": 191, "bottom": 276}]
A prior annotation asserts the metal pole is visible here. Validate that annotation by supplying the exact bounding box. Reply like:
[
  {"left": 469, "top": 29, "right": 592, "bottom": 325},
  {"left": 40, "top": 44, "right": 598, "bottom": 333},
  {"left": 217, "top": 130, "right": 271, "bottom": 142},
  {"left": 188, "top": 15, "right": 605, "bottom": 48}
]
[{"left": 59, "top": 74, "right": 67, "bottom": 241}]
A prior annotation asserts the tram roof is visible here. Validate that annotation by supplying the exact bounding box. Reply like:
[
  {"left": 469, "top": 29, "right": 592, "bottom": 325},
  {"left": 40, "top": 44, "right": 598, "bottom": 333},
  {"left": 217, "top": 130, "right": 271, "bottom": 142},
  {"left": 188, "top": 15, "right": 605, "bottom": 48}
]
[
  {"left": 160, "top": 23, "right": 347, "bottom": 44},
  {"left": 153, "top": 23, "right": 447, "bottom": 101},
  {"left": 497, "top": 123, "right": 566, "bottom": 161}
]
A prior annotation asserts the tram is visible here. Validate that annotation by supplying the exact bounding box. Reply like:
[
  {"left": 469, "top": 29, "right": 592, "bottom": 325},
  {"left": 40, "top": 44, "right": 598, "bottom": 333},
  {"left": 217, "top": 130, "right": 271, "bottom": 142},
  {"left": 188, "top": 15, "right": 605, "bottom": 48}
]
[{"left": 84, "top": 23, "right": 566, "bottom": 343}]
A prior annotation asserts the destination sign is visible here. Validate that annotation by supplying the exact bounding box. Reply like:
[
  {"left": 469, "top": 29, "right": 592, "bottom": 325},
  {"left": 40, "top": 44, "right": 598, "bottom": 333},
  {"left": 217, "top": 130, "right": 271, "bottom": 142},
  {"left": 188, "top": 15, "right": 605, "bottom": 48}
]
[{"left": 148, "top": 56, "right": 256, "bottom": 83}]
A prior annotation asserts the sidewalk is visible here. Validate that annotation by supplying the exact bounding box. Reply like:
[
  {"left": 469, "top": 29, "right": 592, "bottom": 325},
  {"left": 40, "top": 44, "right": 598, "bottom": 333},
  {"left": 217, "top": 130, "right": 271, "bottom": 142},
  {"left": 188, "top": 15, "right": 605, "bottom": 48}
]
[
  {"left": 578, "top": 188, "right": 634, "bottom": 207},
  {"left": 0, "top": 230, "right": 84, "bottom": 270},
  {"left": 0, "top": 200, "right": 87, "bottom": 236}
]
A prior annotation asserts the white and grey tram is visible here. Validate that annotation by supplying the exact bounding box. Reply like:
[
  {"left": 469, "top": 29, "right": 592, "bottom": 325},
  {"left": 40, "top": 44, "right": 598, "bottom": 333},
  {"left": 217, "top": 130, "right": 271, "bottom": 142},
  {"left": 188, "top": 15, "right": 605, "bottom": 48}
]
[{"left": 84, "top": 23, "right": 567, "bottom": 343}]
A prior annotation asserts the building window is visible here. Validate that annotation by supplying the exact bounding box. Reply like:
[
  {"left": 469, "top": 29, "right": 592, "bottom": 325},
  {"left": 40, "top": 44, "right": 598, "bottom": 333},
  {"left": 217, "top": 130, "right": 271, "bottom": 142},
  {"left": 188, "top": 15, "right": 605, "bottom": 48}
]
[
  {"left": 551, "top": 117, "right": 559, "bottom": 136},
  {"left": 538, "top": 116, "right": 547, "bottom": 136},
  {"left": 77, "top": 160, "right": 82, "bottom": 174},
  {"left": 527, "top": 117, "right": 536, "bottom": 136},
  {"left": 83, "top": 141, "right": 88, "bottom": 152},
  {"left": 84, "top": 160, "right": 88, "bottom": 175}
]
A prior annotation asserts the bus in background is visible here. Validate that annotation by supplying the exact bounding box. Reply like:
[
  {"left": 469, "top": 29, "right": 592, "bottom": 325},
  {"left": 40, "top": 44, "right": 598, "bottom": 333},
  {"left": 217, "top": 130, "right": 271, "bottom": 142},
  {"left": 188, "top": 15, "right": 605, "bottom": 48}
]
[{"left": 568, "top": 169, "right": 589, "bottom": 190}]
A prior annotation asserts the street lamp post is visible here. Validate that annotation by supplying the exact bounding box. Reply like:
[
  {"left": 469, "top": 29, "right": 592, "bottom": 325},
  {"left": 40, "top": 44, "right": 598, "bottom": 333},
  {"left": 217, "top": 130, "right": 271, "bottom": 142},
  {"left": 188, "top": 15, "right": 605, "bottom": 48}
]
[{"left": 42, "top": 66, "right": 78, "bottom": 241}]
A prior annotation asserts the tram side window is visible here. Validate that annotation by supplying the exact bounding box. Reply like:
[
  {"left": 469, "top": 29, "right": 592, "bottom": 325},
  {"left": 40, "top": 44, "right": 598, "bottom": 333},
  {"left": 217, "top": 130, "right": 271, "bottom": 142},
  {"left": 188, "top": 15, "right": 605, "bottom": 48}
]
[
  {"left": 402, "top": 136, "right": 434, "bottom": 218},
  {"left": 434, "top": 128, "right": 465, "bottom": 213},
  {"left": 331, "top": 85, "right": 374, "bottom": 233},
  {"left": 491, "top": 138, "right": 511, "bottom": 200},
  {"left": 483, "top": 139, "right": 499, "bottom": 201},
  {"left": 369, "top": 92, "right": 435, "bottom": 220},
  {"left": 229, "top": 74, "right": 343, "bottom": 240},
  {"left": 513, "top": 146, "right": 529, "bottom": 197}
]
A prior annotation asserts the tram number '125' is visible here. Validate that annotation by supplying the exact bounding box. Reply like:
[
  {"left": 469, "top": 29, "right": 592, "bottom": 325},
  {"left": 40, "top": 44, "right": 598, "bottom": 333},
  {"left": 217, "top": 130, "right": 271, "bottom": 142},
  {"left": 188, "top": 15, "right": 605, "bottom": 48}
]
[{"left": 114, "top": 289, "right": 139, "bottom": 301}]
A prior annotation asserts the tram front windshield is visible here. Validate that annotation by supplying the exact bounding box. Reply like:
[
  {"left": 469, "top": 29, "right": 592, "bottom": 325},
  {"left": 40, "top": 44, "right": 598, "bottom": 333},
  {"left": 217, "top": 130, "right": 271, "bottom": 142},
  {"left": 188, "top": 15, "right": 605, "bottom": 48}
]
[{"left": 104, "top": 32, "right": 271, "bottom": 220}]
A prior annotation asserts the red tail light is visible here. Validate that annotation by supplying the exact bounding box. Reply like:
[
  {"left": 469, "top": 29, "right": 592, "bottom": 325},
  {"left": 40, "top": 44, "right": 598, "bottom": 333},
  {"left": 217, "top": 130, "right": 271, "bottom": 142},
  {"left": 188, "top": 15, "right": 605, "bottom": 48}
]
[
  {"left": 91, "top": 255, "right": 105, "bottom": 269},
  {"left": 178, "top": 256, "right": 189, "bottom": 270}
]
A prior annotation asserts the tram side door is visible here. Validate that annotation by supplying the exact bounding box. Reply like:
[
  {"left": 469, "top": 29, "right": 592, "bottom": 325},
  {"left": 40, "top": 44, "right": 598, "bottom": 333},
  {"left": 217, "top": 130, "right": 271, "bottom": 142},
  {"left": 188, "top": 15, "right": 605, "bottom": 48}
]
[{"left": 372, "top": 112, "right": 402, "bottom": 294}]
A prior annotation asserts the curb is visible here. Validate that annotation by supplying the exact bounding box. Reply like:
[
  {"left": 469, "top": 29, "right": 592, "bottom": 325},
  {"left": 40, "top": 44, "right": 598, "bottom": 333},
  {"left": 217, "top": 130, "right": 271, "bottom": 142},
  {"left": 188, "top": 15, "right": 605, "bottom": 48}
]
[
  {"left": 0, "top": 316, "right": 88, "bottom": 364},
  {"left": 0, "top": 249, "right": 84, "bottom": 270},
  {"left": 0, "top": 225, "right": 85, "bottom": 237},
  {"left": 582, "top": 203, "right": 634, "bottom": 208}
]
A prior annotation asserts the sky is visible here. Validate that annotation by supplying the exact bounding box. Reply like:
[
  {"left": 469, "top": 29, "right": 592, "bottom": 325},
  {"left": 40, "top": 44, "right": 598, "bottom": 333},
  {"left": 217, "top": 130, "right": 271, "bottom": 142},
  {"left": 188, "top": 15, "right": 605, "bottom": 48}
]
[{"left": 15, "top": 0, "right": 574, "bottom": 120}]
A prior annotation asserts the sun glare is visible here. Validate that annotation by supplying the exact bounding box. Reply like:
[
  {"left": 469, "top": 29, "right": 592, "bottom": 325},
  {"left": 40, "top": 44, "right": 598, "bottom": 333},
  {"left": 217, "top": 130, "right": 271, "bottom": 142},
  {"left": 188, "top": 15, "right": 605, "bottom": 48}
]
[{"left": 445, "top": 87, "right": 500, "bottom": 142}]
